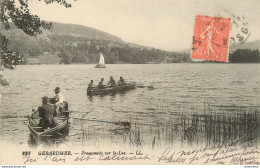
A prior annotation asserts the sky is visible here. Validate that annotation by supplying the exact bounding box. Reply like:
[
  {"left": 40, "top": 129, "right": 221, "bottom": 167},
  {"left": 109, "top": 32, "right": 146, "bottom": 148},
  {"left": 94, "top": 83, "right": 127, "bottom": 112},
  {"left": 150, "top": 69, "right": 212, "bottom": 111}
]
[{"left": 28, "top": 0, "right": 260, "bottom": 51}]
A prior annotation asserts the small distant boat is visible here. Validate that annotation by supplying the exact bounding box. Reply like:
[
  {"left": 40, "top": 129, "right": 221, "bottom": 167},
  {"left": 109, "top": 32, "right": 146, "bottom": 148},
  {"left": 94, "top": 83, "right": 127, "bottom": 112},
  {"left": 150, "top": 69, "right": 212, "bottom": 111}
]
[
  {"left": 95, "top": 53, "right": 106, "bottom": 68},
  {"left": 87, "top": 83, "right": 136, "bottom": 96}
]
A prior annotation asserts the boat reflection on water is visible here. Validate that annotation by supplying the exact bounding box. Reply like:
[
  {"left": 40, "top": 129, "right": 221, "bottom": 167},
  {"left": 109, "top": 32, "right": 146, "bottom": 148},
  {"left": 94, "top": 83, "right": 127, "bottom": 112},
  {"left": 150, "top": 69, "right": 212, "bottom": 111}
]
[
  {"left": 87, "top": 89, "right": 128, "bottom": 101},
  {"left": 28, "top": 124, "right": 70, "bottom": 147},
  {"left": 87, "top": 95, "right": 94, "bottom": 102}
]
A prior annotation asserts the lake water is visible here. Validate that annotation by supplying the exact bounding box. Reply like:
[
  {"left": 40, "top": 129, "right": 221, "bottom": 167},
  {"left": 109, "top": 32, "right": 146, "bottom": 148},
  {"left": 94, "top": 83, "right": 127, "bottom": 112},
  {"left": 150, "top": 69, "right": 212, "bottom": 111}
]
[{"left": 0, "top": 64, "right": 259, "bottom": 148}]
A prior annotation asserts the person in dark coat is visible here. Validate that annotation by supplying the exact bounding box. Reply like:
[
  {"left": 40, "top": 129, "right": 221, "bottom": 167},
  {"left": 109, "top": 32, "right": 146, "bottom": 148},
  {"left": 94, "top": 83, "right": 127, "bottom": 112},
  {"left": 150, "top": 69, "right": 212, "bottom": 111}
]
[
  {"left": 117, "top": 76, "right": 126, "bottom": 86},
  {"left": 107, "top": 76, "right": 117, "bottom": 87},
  {"left": 98, "top": 78, "right": 105, "bottom": 89},
  {"left": 87, "top": 80, "right": 94, "bottom": 91},
  {"left": 38, "top": 96, "right": 56, "bottom": 129}
]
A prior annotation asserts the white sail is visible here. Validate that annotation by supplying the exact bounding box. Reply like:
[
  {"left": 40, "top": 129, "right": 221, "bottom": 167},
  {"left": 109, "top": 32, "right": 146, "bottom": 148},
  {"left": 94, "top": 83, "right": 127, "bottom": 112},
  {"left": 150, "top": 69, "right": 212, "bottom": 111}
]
[
  {"left": 99, "top": 53, "right": 105, "bottom": 65},
  {"left": 95, "top": 53, "right": 106, "bottom": 68}
]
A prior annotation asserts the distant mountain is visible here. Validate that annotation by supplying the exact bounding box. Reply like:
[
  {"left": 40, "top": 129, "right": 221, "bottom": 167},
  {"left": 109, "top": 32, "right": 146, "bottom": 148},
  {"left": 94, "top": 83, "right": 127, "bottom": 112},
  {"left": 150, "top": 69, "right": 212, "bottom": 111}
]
[
  {"left": 177, "top": 40, "right": 260, "bottom": 54},
  {"left": 2, "top": 22, "right": 122, "bottom": 42},
  {"left": 2, "top": 22, "right": 190, "bottom": 64},
  {"left": 49, "top": 22, "right": 122, "bottom": 42},
  {"left": 229, "top": 40, "right": 260, "bottom": 53},
  {"left": 176, "top": 48, "right": 192, "bottom": 54}
]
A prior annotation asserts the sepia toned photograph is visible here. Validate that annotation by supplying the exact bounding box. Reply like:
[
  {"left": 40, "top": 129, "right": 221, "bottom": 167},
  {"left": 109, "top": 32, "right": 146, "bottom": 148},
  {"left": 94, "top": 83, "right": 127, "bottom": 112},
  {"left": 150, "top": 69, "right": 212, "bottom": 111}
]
[{"left": 0, "top": 0, "right": 260, "bottom": 165}]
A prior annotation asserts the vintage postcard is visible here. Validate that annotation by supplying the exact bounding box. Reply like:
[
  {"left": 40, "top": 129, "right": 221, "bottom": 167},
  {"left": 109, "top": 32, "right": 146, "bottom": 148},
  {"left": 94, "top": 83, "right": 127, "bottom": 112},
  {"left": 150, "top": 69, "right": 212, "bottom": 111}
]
[{"left": 0, "top": 0, "right": 260, "bottom": 166}]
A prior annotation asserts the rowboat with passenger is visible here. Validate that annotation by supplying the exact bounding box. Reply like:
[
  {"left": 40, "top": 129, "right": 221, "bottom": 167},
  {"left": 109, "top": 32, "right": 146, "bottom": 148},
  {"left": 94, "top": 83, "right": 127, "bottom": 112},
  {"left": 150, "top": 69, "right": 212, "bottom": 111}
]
[
  {"left": 28, "top": 101, "right": 70, "bottom": 140},
  {"left": 87, "top": 83, "right": 136, "bottom": 96}
]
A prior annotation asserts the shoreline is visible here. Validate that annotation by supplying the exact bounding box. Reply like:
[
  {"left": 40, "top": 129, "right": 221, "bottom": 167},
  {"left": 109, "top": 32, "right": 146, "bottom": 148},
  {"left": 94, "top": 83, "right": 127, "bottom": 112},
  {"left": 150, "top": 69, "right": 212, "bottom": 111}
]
[{"left": 19, "top": 62, "right": 260, "bottom": 66}]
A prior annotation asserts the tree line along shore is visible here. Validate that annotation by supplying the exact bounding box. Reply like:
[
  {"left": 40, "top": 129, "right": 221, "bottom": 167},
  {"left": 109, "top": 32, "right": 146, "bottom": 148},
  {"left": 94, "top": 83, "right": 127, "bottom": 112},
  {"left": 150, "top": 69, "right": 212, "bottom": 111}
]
[{"left": 2, "top": 27, "right": 260, "bottom": 65}]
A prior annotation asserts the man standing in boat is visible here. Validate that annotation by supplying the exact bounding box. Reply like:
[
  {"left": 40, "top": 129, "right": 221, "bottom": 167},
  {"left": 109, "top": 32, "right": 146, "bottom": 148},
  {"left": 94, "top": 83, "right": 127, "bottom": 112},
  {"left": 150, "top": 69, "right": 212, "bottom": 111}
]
[
  {"left": 107, "top": 76, "right": 117, "bottom": 87},
  {"left": 98, "top": 78, "right": 105, "bottom": 89},
  {"left": 53, "top": 87, "right": 64, "bottom": 113},
  {"left": 38, "top": 96, "right": 56, "bottom": 129}
]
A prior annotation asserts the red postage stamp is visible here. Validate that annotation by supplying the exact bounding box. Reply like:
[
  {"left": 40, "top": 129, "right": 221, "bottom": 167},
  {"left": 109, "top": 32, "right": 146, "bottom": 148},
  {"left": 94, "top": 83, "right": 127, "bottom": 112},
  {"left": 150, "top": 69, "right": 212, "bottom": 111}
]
[{"left": 192, "top": 15, "right": 231, "bottom": 62}]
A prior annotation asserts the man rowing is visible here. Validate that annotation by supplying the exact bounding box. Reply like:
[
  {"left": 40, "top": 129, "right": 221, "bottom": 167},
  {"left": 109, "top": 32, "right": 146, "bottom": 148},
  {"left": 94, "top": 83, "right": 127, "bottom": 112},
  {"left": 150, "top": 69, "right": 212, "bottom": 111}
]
[
  {"left": 87, "top": 80, "right": 94, "bottom": 92},
  {"left": 107, "top": 76, "right": 117, "bottom": 87},
  {"left": 38, "top": 96, "right": 56, "bottom": 129},
  {"left": 98, "top": 78, "right": 105, "bottom": 89},
  {"left": 117, "top": 76, "right": 126, "bottom": 86}
]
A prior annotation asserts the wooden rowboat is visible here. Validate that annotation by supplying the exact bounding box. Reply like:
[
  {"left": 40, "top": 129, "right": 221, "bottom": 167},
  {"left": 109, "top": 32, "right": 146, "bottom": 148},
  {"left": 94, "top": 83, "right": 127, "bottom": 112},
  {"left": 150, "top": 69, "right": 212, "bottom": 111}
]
[
  {"left": 28, "top": 116, "right": 68, "bottom": 139},
  {"left": 87, "top": 83, "right": 136, "bottom": 96},
  {"left": 28, "top": 101, "right": 70, "bottom": 140}
]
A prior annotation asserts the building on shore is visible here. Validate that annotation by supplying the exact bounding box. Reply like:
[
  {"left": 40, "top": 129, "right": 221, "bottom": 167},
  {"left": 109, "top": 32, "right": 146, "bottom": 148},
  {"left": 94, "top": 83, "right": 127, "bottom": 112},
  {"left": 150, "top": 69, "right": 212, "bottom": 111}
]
[
  {"left": 26, "top": 53, "right": 61, "bottom": 64},
  {"left": 27, "top": 57, "right": 40, "bottom": 64}
]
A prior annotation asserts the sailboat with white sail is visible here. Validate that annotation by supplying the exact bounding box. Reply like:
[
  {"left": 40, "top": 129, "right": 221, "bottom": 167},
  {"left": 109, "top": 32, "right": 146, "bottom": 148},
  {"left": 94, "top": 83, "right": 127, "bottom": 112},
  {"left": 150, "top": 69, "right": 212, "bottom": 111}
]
[{"left": 95, "top": 53, "right": 106, "bottom": 68}]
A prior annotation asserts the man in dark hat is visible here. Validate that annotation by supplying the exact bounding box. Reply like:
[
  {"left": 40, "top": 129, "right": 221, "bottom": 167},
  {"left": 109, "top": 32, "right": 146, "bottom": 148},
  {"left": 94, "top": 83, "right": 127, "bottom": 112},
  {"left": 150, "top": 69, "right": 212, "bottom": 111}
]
[
  {"left": 98, "top": 78, "right": 105, "bottom": 89},
  {"left": 107, "top": 76, "right": 117, "bottom": 87},
  {"left": 53, "top": 87, "right": 64, "bottom": 113},
  {"left": 38, "top": 96, "right": 56, "bottom": 129}
]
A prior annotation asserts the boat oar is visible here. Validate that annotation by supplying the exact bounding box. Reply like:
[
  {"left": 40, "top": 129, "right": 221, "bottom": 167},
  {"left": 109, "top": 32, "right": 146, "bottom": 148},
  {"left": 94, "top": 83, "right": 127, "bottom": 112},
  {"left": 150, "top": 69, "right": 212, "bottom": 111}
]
[
  {"left": 136, "top": 83, "right": 155, "bottom": 89},
  {"left": 72, "top": 117, "right": 131, "bottom": 128},
  {"left": 136, "top": 85, "right": 145, "bottom": 88}
]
